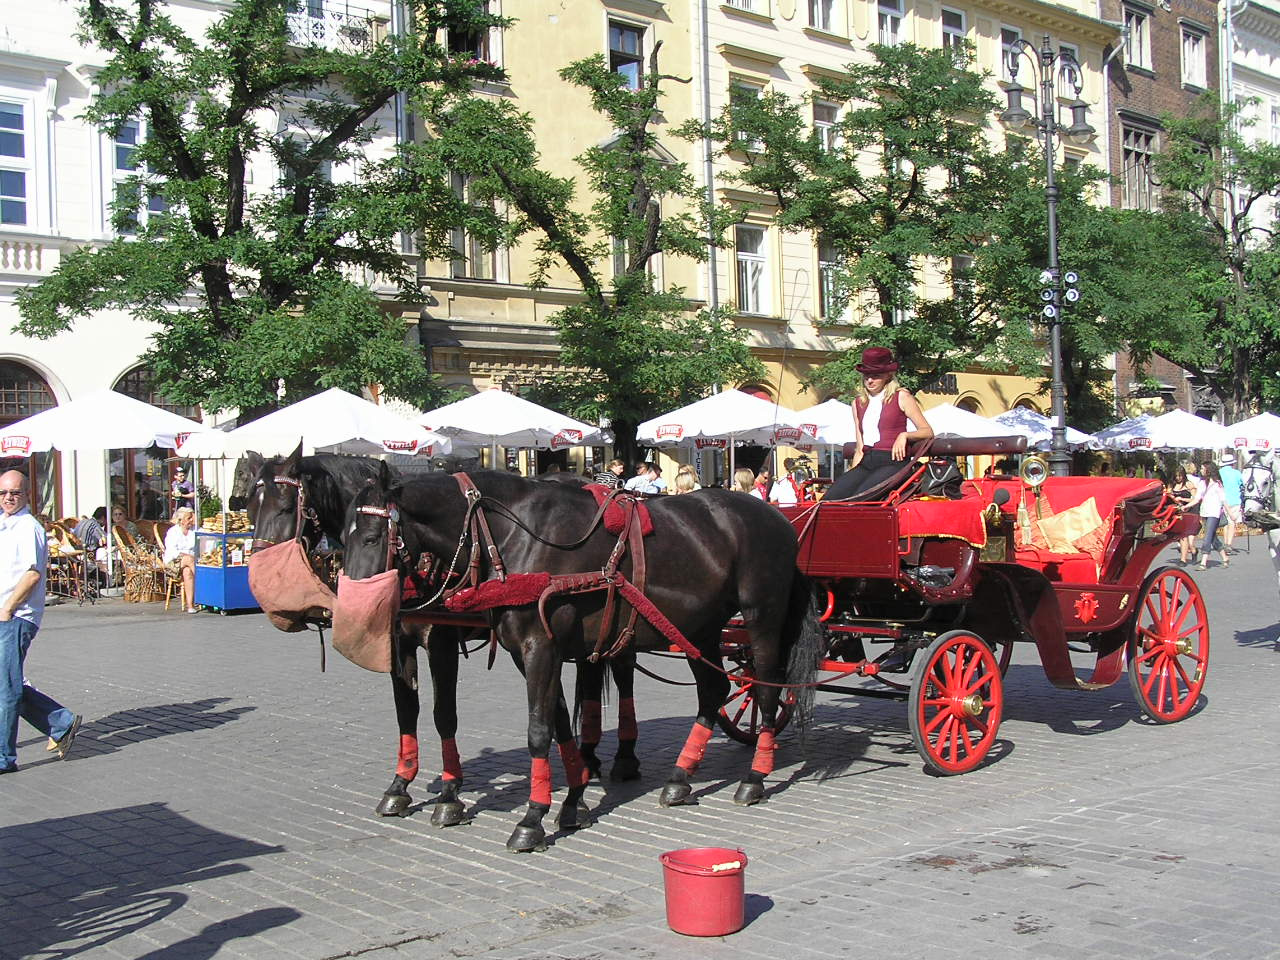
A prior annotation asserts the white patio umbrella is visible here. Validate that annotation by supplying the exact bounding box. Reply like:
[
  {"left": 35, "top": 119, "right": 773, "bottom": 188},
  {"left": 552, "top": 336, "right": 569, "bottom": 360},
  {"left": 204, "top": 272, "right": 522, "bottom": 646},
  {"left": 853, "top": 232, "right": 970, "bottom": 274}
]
[
  {"left": 420, "top": 387, "right": 607, "bottom": 466},
  {"left": 1094, "top": 410, "right": 1227, "bottom": 451},
  {"left": 992, "top": 406, "right": 1099, "bottom": 450},
  {"left": 0, "top": 389, "right": 205, "bottom": 585},
  {"left": 177, "top": 388, "right": 451, "bottom": 459},
  {"left": 1226, "top": 412, "right": 1280, "bottom": 452},
  {"left": 637, "top": 389, "right": 807, "bottom": 477},
  {"left": 921, "top": 404, "right": 1007, "bottom": 439},
  {"left": 793, "top": 398, "right": 857, "bottom": 445}
]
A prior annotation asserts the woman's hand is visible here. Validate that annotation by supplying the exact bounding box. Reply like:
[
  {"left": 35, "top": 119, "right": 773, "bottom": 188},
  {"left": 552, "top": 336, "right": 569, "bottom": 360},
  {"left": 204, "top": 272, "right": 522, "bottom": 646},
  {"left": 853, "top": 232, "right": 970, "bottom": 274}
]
[{"left": 891, "top": 432, "right": 909, "bottom": 460}]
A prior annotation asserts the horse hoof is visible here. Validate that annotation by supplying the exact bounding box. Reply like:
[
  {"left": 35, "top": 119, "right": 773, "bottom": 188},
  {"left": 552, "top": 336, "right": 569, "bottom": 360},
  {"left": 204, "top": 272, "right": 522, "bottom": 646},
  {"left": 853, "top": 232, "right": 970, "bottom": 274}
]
[
  {"left": 375, "top": 793, "right": 412, "bottom": 817},
  {"left": 733, "top": 781, "right": 765, "bottom": 806},
  {"left": 658, "top": 782, "right": 692, "bottom": 807},
  {"left": 609, "top": 758, "right": 641, "bottom": 782},
  {"left": 557, "top": 804, "right": 594, "bottom": 831},
  {"left": 430, "top": 800, "right": 466, "bottom": 828},
  {"left": 506, "top": 825, "right": 547, "bottom": 853}
]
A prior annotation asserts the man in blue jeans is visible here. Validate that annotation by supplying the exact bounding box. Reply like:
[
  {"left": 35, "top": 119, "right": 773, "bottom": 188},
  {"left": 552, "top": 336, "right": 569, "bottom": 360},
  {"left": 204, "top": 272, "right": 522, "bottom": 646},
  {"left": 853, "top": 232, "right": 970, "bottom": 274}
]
[{"left": 0, "top": 469, "right": 80, "bottom": 774}]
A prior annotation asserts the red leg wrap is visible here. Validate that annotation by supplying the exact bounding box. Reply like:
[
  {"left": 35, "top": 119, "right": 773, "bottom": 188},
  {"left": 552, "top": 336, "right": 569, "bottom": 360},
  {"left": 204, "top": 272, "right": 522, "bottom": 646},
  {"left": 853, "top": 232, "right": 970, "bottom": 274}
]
[
  {"left": 751, "top": 729, "right": 777, "bottom": 776},
  {"left": 558, "top": 741, "right": 590, "bottom": 789},
  {"left": 530, "top": 757, "right": 552, "bottom": 807},
  {"left": 618, "top": 697, "right": 638, "bottom": 741},
  {"left": 580, "top": 700, "right": 602, "bottom": 747},
  {"left": 396, "top": 734, "right": 419, "bottom": 781},
  {"left": 676, "top": 722, "right": 713, "bottom": 774},
  {"left": 440, "top": 738, "right": 462, "bottom": 782}
]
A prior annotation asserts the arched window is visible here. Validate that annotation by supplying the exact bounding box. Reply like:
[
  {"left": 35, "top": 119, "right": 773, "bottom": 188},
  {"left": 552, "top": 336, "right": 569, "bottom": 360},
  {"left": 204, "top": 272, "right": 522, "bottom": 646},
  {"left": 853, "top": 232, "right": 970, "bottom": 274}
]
[
  {"left": 110, "top": 366, "right": 198, "bottom": 520},
  {"left": 114, "top": 366, "right": 198, "bottom": 419},
  {"left": 955, "top": 395, "right": 981, "bottom": 414},
  {"left": 739, "top": 384, "right": 773, "bottom": 401},
  {"left": 0, "top": 360, "right": 60, "bottom": 516}
]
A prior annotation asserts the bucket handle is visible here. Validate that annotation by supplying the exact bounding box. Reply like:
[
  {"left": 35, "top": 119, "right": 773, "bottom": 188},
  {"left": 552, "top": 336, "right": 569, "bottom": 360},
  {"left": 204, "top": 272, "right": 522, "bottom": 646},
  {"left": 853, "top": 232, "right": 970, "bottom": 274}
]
[{"left": 665, "top": 854, "right": 744, "bottom": 872}]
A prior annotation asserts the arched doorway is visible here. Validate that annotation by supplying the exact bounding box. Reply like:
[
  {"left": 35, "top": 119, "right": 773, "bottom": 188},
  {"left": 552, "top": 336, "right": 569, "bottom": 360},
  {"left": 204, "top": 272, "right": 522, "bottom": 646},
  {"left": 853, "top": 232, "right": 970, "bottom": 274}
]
[
  {"left": 0, "top": 360, "right": 60, "bottom": 517},
  {"left": 111, "top": 366, "right": 199, "bottom": 520}
]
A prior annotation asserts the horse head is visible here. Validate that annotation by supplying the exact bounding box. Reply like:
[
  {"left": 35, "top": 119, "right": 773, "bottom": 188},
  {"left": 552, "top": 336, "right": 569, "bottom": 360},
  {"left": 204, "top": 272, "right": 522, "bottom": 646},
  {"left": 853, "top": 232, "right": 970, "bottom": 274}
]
[
  {"left": 343, "top": 459, "right": 405, "bottom": 582},
  {"left": 248, "top": 443, "right": 319, "bottom": 552}
]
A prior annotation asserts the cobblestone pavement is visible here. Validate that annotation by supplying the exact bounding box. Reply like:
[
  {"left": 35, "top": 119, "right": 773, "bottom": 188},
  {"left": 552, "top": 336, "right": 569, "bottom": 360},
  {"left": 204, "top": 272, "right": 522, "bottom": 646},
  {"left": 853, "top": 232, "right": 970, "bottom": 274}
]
[{"left": 2, "top": 539, "right": 1278, "bottom": 960}]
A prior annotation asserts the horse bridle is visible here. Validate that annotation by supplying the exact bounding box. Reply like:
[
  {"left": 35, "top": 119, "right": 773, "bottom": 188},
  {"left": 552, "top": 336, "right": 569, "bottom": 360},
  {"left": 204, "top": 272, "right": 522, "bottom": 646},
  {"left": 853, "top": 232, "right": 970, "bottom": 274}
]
[
  {"left": 252, "top": 475, "right": 318, "bottom": 552},
  {"left": 355, "top": 502, "right": 412, "bottom": 574}
]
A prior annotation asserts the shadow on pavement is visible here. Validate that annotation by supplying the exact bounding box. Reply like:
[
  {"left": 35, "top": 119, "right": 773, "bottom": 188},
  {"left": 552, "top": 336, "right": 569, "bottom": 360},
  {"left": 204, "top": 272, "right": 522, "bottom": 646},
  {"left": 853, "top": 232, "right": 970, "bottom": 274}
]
[
  {"left": 19, "top": 698, "right": 254, "bottom": 762},
  {"left": 1235, "top": 621, "right": 1280, "bottom": 650},
  {"left": 0, "top": 802, "right": 293, "bottom": 959}
]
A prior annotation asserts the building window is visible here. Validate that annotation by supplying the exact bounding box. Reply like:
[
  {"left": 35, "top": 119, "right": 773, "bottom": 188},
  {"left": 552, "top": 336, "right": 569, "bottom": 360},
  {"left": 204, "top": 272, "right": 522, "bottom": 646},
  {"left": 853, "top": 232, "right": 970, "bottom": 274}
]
[
  {"left": 450, "top": 171, "right": 498, "bottom": 281},
  {"left": 609, "top": 21, "right": 645, "bottom": 90},
  {"left": 809, "top": 0, "right": 835, "bottom": 31},
  {"left": 0, "top": 101, "right": 28, "bottom": 226},
  {"left": 1000, "top": 27, "right": 1022, "bottom": 81},
  {"left": 1124, "top": 6, "right": 1151, "bottom": 71},
  {"left": 612, "top": 202, "right": 659, "bottom": 282},
  {"left": 1271, "top": 105, "right": 1280, "bottom": 145},
  {"left": 813, "top": 101, "right": 839, "bottom": 152},
  {"left": 726, "top": 0, "right": 758, "bottom": 11},
  {"left": 730, "top": 80, "right": 764, "bottom": 152},
  {"left": 817, "top": 235, "right": 842, "bottom": 320},
  {"left": 950, "top": 254, "right": 974, "bottom": 299},
  {"left": 1122, "top": 125, "right": 1157, "bottom": 210},
  {"left": 111, "top": 119, "right": 168, "bottom": 235},
  {"left": 941, "top": 8, "right": 965, "bottom": 56},
  {"left": 735, "top": 224, "right": 770, "bottom": 315},
  {"left": 0, "top": 360, "right": 58, "bottom": 516},
  {"left": 447, "top": 0, "right": 501, "bottom": 66},
  {"left": 878, "top": 0, "right": 903, "bottom": 46},
  {"left": 1181, "top": 27, "right": 1206, "bottom": 88}
]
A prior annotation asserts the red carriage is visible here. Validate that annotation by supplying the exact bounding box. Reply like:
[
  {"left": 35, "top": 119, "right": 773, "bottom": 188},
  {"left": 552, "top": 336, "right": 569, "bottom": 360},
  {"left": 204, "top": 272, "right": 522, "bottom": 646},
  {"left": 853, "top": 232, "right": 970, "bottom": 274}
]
[{"left": 714, "top": 435, "right": 1209, "bottom": 775}]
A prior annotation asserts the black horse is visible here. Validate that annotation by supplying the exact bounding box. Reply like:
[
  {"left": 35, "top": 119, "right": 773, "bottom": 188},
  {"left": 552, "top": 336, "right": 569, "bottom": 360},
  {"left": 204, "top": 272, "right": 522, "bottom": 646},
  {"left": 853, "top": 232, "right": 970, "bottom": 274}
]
[
  {"left": 340, "top": 467, "right": 822, "bottom": 852},
  {"left": 246, "top": 449, "right": 640, "bottom": 832}
]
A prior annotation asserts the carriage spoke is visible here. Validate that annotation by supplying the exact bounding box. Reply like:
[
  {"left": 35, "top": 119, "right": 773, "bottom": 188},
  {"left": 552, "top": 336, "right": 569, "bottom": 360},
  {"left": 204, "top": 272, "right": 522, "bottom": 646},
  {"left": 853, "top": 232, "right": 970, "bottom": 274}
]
[
  {"left": 1136, "top": 643, "right": 1164, "bottom": 665},
  {"left": 1141, "top": 654, "right": 1164, "bottom": 696},
  {"left": 924, "top": 706, "right": 950, "bottom": 736},
  {"left": 1173, "top": 657, "right": 1197, "bottom": 692},
  {"left": 1155, "top": 663, "right": 1170, "bottom": 713},
  {"left": 963, "top": 671, "right": 994, "bottom": 697}
]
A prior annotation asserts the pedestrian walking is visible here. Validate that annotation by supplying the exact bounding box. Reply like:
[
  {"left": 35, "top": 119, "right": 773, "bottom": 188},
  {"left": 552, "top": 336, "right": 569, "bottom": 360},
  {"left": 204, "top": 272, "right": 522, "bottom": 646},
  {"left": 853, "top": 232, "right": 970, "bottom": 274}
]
[
  {"left": 1218, "top": 452, "right": 1244, "bottom": 553},
  {"left": 1196, "top": 462, "right": 1229, "bottom": 570},
  {"left": 0, "top": 470, "right": 81, "bottom": 774}
]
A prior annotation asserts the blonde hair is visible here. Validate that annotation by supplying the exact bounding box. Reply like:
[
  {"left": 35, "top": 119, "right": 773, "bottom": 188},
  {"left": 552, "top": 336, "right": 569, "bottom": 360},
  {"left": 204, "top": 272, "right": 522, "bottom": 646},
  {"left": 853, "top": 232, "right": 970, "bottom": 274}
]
[
  {"left": 173, "top": 507, "right": 195, "bottom": 522},
  {"left": 857, "top": 378, "right": 902, "bottom": 403},
  {"left": 677, "top": 464, "right": 700, "bottom": 482},
  {"left": 674, "top": 473, "right": 697, "bottom": 494},
  {"left": 733, "top": 467, "right": 756, "bottom": 492}
]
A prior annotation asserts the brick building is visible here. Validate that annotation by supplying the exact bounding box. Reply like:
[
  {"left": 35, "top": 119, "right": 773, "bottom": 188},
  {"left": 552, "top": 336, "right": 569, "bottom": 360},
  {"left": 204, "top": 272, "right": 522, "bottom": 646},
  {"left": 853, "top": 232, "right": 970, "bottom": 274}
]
[{"left": 1101, "top": 0, "right": 1221, "bottom": 420}]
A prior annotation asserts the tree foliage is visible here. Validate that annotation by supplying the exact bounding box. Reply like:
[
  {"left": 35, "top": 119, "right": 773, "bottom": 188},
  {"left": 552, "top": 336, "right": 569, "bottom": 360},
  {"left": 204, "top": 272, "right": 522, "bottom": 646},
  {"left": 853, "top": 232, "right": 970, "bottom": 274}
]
[
  {"left": 424, "top": 49, "right": 763, "bottom": 459},
  {"left": 16, "top": 0, "right": 507, "bottom": 415},
  {"left": 1150, "top": 95, "right": 1280, "bottom": 418}
]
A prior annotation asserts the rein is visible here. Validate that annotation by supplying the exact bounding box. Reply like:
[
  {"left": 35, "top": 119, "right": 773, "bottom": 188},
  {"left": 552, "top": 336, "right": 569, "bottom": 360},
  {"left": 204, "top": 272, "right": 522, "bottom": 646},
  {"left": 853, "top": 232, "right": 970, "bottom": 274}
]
[{"left": 252, "top": 475, "right": 317, "bottom": 551}]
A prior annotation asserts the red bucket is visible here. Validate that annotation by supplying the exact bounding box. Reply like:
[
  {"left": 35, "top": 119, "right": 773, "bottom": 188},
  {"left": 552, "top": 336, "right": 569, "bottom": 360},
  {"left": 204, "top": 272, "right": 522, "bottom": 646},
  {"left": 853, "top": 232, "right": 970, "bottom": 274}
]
[{"left": 659, "top": 847, "right": 748, "bottom": 937}]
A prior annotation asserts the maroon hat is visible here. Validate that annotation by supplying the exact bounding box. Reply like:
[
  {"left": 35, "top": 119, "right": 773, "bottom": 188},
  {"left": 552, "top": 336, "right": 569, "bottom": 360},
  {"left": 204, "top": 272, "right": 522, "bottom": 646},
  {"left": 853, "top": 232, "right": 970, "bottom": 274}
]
[{"left": 855, "top": 346, "right": 899, "bottom": 376}]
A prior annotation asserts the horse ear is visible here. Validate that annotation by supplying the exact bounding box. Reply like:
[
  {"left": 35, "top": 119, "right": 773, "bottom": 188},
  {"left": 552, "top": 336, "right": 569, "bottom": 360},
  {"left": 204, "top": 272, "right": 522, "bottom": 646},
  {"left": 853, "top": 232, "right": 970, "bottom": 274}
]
[
  {"left": 378, "top": 458, "right": 393, "bottom": 489},
  {"left": 282, "top": 442, "right": 302, "bottom": 475},
  {"left": 243, "top": 451, "right": 264, "bottom": 476}
]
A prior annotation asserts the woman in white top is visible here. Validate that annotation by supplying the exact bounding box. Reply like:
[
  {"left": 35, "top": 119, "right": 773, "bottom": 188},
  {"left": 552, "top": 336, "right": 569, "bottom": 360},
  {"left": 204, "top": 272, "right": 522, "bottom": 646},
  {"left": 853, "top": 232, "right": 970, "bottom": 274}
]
[
  {"left": 163, "top": 506, "right": 199, "bottom": 613},
  {"left": 1195, "top": 463, "right": 1228, "bottom": 570}
]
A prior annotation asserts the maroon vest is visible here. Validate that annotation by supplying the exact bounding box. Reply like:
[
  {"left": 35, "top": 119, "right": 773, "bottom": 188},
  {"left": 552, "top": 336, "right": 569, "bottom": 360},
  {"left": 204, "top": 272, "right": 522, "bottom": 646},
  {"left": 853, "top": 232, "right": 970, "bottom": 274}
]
[{"left": 855, "top": 390, "right": 908, "bottom": 451}]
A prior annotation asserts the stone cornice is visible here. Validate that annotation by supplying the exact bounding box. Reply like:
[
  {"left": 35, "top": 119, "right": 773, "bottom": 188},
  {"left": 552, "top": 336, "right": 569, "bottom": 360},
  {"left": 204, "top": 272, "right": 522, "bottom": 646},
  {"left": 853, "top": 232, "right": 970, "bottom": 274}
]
[{"left": 975, "top": 0, "right": 1122, "bottom": 46}]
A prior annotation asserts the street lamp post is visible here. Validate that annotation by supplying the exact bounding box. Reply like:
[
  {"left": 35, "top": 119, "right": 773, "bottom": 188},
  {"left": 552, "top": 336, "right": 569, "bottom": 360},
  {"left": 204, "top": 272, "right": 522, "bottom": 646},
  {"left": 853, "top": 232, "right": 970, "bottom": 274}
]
[{"left": 1000, "top": 35, "right": 1095, "bottom": 476}]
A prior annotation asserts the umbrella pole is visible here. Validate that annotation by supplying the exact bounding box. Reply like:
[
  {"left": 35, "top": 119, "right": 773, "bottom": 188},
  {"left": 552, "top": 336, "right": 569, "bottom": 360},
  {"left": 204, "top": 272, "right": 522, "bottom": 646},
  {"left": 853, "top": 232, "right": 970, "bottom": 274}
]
[{"left": 103, "top": 450, "right": 113, "bottom": 591}]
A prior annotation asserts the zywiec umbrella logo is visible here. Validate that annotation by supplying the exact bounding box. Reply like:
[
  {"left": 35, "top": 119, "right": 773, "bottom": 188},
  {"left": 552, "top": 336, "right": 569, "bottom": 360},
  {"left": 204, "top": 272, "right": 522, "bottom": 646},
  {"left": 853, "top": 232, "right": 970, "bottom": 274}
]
[
  {"left": 381, "top": 439, "right": 421, "bottom": 455},
  {"left": 772, "top": 426, "right": 812, "bottom": 444},
  {"left": 173, "top": 432, "right": 192, "bottom": 452},
  {"left": 694, "top": 438, "right": 727, "bottom": 449},
  {"left": 0, "top": 435, "right": 31, "bottom": 456},
  {"left": 549, "top": 429, "right": 584, "bottom": 451},
  {"left": 1236, "top": 437, "right": 1271, "bottom": 450},
  {"left": 1127, "top": 438, "right": 1152, "bottom": 449},
  {"left": 654, "top": 424, "right": 684, "bottom": 441}
]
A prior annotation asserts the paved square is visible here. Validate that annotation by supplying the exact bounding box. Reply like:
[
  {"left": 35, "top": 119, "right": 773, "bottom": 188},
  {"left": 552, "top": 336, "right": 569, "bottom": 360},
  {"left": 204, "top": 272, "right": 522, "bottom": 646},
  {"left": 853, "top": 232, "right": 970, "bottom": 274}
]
[{"left": 2, "top": 540, "right": 1278, "bottom": 959}]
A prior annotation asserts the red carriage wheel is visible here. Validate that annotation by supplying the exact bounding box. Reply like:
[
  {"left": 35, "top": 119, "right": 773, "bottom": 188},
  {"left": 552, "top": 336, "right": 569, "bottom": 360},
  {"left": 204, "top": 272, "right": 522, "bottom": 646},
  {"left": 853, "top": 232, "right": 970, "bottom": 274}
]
[
  {"left": 1127, "top": 567, "right": 1209, "bottom": 723},
  {"left": 716, "top": 663, "right": 795, "bottom": 745},
  {"left": 908, "top": 630, "right": 1003, "bottom": 776}
]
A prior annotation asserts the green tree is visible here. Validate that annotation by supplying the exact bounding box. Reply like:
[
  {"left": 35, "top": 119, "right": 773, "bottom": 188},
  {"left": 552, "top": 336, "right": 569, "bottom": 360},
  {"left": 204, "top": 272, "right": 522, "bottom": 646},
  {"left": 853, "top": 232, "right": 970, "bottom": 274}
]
[
  {"left": 15, "top": 0, "right": 507, "bottom": 416},
  {"left": 1153, "top": 95, "right": 1280, "bottom": 418},
  {"left": 695, "top": 42, "right": 1012, "bottom": 394},
  {"left": 424, "top": 48, "right": 762, "bottom": 460}
]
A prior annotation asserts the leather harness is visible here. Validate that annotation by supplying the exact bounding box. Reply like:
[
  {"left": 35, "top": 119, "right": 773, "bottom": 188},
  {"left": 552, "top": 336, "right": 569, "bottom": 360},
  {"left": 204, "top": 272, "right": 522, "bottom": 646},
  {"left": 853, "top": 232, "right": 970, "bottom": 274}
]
[{"left": 378, "top": 473, "right": 661, "bottom": 664}]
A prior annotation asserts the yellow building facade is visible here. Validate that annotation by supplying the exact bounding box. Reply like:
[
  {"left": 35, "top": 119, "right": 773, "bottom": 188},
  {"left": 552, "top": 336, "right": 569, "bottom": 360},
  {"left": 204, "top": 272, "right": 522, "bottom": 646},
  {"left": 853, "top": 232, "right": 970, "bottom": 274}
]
[{"left": 416, "top": 0, "right": 1121, "bottom": 470}]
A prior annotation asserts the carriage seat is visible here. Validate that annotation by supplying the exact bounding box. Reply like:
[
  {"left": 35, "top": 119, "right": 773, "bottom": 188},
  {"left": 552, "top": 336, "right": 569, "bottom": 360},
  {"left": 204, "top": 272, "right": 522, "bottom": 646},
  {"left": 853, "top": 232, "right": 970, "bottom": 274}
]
[{"left": 960, "top": 477, "right": 1162, "bottom": 582}]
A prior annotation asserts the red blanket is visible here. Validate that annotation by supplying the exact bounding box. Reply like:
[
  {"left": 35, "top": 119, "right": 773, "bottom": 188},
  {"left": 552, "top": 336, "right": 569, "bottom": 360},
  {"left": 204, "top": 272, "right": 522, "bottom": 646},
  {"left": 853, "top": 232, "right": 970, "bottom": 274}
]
[
  {"left": 898, "top": 499, "right": 987, "bottom": 547},
  {"left": 585, "top": 484, "right": 654, "bottom": 536}
]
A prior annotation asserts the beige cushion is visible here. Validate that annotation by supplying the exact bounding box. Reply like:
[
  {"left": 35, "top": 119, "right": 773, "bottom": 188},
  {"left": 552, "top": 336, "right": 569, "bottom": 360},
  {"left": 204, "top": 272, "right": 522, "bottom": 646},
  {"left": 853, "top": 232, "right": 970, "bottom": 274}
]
[{"left": 1036, "top": 497, "right": 1103, "bottom": 554}]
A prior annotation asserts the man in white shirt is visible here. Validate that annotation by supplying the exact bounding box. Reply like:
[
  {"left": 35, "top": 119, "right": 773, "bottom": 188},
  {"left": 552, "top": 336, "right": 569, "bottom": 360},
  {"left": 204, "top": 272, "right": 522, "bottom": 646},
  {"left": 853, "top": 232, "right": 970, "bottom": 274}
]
[{"left": 0, "top": 470, "right": 80, "bottom": 773}]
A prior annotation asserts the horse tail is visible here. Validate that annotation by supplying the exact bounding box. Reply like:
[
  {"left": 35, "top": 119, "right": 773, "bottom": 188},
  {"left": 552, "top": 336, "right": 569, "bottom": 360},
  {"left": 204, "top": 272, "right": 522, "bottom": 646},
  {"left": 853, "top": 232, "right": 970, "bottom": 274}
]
[{"left": 782, "top": 568, "right": 824, "bottom": 731}]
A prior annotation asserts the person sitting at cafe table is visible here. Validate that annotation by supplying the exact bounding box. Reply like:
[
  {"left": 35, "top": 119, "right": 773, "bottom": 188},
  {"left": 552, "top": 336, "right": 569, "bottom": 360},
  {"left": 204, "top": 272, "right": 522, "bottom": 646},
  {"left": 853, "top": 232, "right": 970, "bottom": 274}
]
[{"left": 163, "top": 507, "right": 198, "bottom": 614}]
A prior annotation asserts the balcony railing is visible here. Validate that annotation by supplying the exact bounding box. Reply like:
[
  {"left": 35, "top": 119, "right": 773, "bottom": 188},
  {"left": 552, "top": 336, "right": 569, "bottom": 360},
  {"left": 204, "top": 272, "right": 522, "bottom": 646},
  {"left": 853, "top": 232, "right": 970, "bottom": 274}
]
[
  {"left": 286, "top": 1, "right": 382, "bottom": 53},
  {"left": 0, "top": 236, "right": 60, "bottom": 277}
]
